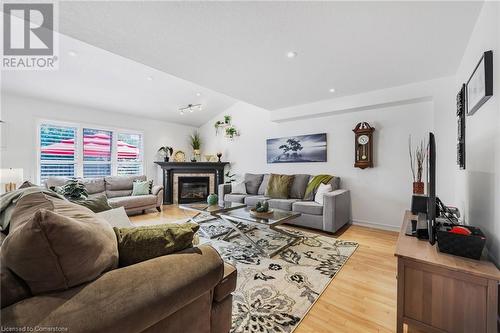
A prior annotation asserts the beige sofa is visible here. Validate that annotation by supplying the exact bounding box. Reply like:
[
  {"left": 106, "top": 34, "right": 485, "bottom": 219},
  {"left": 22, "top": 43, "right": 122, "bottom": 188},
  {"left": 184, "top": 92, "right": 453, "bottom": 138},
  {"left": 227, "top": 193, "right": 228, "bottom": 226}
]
[{"left": 45, "top": 175, "right": 164, "bottom": 214}]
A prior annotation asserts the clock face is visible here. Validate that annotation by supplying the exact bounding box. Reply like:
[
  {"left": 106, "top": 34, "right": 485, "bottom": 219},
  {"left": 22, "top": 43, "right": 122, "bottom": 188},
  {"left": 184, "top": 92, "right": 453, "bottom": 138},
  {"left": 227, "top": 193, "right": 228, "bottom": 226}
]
[{"left": 357, "top": 135, "right": 369, "bottom": 145}]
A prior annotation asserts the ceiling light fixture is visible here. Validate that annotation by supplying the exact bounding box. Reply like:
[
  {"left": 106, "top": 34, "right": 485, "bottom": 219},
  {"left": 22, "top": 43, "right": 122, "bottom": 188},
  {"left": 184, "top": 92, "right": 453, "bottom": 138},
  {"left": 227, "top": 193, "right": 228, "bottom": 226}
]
[
  {"left": 286, "top": 51, "right": 297, "bottom": 58},
  {"left": 147, "top": 76, "right": 153, "bottom": 81},
  {"left": 329, "top": 88, "right": 336, "bottom": 93},
  {"left": 179, "top": 103, "right": 202, "bottom": 115},
  {"left": 68, "top": 50, "right": 77, "bottom": 57},
  {"left": 196, "top": 92, "right": 201, "bottom": 97}
]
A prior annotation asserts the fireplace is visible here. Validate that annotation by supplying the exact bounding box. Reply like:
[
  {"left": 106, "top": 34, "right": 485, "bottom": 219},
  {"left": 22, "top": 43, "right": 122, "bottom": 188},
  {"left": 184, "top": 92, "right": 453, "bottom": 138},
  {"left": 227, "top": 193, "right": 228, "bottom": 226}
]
[{"left": 178, "top": 176, "right": 210, "bottom": 204}]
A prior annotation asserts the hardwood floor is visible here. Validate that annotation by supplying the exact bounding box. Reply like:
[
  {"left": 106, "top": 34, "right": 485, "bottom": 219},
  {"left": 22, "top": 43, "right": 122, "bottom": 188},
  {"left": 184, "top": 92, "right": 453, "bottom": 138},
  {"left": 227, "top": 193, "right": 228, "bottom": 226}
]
[{"left": 131, "top": 205, "right": 405, "bottom": 333}]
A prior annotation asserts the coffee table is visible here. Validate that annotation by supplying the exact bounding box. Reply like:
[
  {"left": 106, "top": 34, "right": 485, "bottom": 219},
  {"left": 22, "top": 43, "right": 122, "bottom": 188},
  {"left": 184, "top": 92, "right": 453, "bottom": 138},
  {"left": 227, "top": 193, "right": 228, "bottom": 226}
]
[
  {"left": 180, "top": 202, "right": 301, "bottom": 257},
  {"left": 219, "top": 207, "right": 301, "bottom": 257}
]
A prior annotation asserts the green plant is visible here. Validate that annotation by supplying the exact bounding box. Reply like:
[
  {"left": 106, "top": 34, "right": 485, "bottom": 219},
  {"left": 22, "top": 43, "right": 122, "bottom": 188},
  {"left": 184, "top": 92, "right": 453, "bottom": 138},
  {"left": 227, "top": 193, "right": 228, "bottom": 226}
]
[
  {"left": 225, "top": 126, "right": 238, "bottom": 138},
  {"left": 189, "top": 131, "right": 202, "bottom": 150},
  {"left": 51, "top": 179, "right": 88, "bottom": 201},
  {"left": 214, "top": 120, "right": 224, "bottom": 135},
  {"left": 224, "top": 115, "right": 232, "bottom": 124},
  {"left": 224, "top": 170, "right": 236, "bottom": 183},
  {"left": 158, "top": 146, "right": 173, "bottom": 157},
  {"left": 255, "top": 200, "right": 270, "bottom": 213}
]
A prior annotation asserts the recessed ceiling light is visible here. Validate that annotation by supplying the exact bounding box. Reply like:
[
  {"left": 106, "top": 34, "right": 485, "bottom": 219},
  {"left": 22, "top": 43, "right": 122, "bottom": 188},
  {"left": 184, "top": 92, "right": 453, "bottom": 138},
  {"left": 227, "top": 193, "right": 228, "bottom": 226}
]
[
  {"left": 329, "top": 88, "right": 336, "bottom": 93},
  {"left": 196, "top": 92, "right": 201, "bottom": 97},
  {"left": 68, "top": 50, "right": 77, "bottom": 57},
  {"left": 146, "top": 76, "right": 153, "bottom": 81},
  {"left": 286, "top": 51, "right": 297, "bottom": 58}
]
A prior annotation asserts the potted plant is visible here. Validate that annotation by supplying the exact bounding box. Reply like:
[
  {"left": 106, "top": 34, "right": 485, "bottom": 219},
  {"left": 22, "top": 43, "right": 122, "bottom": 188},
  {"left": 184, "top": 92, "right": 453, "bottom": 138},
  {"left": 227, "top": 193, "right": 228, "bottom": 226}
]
[
  {"left": 214, "top": 120, "right": 224, "bottom": 135},
  {"left": 158, "top": 146, "right": 174, "bottom": 162},
  {"left": 189, "top": 131, "right": 202, "bottom": 161},
  {"left": 225, "top": 126, "right": 238, "bottom": 139},
  {"left": 409, "top": 136, "right": 427, "bottom": 194},
  {"left": 224, "top": 115, "right": 232, "bottom": 124}
]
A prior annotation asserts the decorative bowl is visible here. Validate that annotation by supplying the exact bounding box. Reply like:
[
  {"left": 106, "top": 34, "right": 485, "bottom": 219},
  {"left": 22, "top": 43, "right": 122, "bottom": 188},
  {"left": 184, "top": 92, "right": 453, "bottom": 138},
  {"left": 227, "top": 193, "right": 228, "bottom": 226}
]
[{"left": 249, "top": 208, "right": 274, "bottom": 218}]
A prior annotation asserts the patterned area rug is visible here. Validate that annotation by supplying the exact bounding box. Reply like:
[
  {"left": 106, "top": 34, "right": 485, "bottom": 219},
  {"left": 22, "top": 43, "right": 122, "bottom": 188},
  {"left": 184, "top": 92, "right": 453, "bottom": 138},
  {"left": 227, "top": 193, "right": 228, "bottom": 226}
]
[{"left": 205, "top": 224, "right": 358, "bottom": 333}]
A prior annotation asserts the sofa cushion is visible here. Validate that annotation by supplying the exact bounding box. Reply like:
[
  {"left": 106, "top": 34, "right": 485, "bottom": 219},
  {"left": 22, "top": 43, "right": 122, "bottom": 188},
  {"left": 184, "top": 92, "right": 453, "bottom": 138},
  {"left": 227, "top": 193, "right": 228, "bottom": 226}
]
[
  {"left": 266, "top": 174, "right": 295, "bottom": 199},
  {"left": 289, "top": 174, "right": 311, "bottom": 199},
  {"left": 268, "top": 198, "right": 299, "bottom": 211},
  {"left": 258, "top": 174, "right": 270, "bottom": 195},
  {"left": 224, "top": 194, "right": 247, "bottom": 204},
  {"left": 75, "top": 194, "right": 113, "bottom": 213},
  {"left": 214, "top": 263, "right": 237, "bottom": 302},
  {"left": 113, "top": 222, "right": 199, "bottom": 267},
  {"left": 244, "top": 173, "right": 264, "bottom": 195},
  {"left": 108, "top": 195, "right": 157, "bottom": 209},
  {"left": 1, "top": 265, "right": 31, "bottom": 308},
  {"left": 1, "top": 193, "right": 118, "bottom": 295},
  {"left": 132, "top": 180, "right": 152, "bottom": 196},
  {"left": 80, "top": 178, "right": 106, "bottom": 195},
  {"left": 244, "top": 195, "right": 268, "bottom": 207},
  {"left": 105, "top": 175, "right": 146, "bottom": 198},
  {"left": 292, "top": 201, "right": 324, "bottom": 215},
  {"left": 45, "top": 177, "right": 105, "bottom": 196}
]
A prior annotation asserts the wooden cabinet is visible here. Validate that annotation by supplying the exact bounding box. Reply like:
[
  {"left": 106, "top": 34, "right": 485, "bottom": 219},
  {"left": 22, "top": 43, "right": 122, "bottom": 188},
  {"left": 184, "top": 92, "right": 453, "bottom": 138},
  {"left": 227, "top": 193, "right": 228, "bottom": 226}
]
[{"left": 395, "top": 211, "right": 499, "bottom": 333}]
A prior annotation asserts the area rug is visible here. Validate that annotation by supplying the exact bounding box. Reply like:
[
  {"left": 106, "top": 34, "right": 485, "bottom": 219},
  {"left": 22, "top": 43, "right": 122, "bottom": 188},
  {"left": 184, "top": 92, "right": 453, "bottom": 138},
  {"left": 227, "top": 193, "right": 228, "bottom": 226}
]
[{"left": 206, "top": 224, "right": 358, "bottom": 333}]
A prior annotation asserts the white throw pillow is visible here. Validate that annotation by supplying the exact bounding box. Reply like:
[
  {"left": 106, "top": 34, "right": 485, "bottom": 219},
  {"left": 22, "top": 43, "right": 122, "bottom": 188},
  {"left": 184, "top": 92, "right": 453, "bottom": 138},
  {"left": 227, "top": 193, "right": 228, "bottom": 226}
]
[
  {"left": 97, "top": 207, "right": 134, "bottom": 228},
  {"left": 231, "top": 181, "right": 247, "bottom": 194},
  {"left": 314, "top": 183, "right": 332, "bottom": 204}
]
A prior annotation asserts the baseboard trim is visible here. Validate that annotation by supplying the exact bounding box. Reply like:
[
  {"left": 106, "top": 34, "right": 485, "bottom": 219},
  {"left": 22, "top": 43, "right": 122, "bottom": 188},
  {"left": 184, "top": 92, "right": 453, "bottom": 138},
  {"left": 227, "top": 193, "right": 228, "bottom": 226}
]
[{"left": 351, "top": 219, "right": 400, "bottom": 232}]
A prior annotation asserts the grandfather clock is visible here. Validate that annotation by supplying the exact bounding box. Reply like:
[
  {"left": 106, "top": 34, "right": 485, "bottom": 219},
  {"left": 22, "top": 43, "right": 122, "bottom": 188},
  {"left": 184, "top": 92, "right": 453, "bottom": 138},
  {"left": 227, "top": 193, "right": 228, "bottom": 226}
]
[{"left": 353, "top": 122, "right": 375, "bottom": 169}]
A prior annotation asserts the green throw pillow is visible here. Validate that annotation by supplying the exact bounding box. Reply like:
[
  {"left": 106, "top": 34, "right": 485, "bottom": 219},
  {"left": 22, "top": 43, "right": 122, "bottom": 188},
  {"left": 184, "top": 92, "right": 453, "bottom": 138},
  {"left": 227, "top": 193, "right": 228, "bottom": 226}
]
[
  {"left": 113, "top": 222, "right": 199, "bottom": 267},
  {"left": 73, "top": 194, "right": 113, "bottom": 213},
  {"left": 266, "top": 174, "right": 295, "bottom": 199},
  {"left": 132, "top": 180, "right": 152, "bottom": 196}
]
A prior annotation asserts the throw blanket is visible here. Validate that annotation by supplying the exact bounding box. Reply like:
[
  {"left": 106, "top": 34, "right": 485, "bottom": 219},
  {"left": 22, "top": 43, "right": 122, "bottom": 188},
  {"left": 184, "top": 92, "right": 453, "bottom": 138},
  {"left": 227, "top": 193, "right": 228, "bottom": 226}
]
[
  {"left": 0, "top": 187, "right": 65, "bottom": 232},
  {"left": 304, "top": 174, "right": 334, "bottom": 200}
]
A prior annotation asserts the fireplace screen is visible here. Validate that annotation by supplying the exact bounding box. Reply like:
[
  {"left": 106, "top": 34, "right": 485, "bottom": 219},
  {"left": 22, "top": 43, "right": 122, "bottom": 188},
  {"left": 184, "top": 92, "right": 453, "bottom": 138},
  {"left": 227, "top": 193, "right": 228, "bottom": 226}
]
[{"left": 178, "top": 176, "right": 210, "bottom": 203}]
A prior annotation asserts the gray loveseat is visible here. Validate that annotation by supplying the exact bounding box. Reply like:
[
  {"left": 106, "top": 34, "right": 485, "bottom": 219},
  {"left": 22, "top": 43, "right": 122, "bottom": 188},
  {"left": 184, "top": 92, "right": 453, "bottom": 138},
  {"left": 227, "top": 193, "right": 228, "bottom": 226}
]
[
  {"left": 45, "top": 175, "right": 163, "bottom": 214},
  {"left": 218, "top": 173, "right": 350, "bottom": 233}
]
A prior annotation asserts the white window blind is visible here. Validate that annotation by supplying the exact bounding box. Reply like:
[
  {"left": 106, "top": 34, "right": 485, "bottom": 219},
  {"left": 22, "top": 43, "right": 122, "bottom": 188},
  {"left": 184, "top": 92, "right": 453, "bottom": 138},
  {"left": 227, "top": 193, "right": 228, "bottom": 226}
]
[{"left": 38, "top": 122, "right": 143, "bottom": 183}]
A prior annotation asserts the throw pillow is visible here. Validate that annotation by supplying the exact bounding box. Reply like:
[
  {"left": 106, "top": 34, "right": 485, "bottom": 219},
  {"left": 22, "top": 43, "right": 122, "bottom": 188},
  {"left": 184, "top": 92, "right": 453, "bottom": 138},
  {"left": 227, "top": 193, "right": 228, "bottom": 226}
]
[
  {"left": 244, "top": 173, "right": 264, "bottom": 195},
  {"left": 113, "top": 222, "right": 199, "bottom": 267},
  {"left": 304, "top": 175, "right": 334, "bottom": 201},
  {"left": 314, "top": 183, "right": 332, "bottom": 204},
  {"left": 132, "top": 180, "right": 152, "bottom": 196},
  {"left": 231, "top": 181, "right": 247, "bottom": 194},
  {"left": 258, "top": 174, "right": 270, "bottom": 195},
  {"left": 97, "top": 207, "right": 134, "bottom": 228},
  {"left": 1, "top": 196, "right": 118, "bottom": 295},
  {"left": 266, "top": 174, "right": 295, "bottom": 199},
  {"left": 18, "top": 181, "right": 37, "bottom": 189},
  {"left": 74, "top": 194, "right": 113, "bottom": 213}
]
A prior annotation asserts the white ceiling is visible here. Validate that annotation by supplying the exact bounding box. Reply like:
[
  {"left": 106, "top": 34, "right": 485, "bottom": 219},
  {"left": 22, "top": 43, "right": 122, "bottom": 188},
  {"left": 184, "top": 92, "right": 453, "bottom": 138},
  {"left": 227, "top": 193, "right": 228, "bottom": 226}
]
[
  {"left": 1, "top": 28, "right": 236, "bottom": 127},
  {"left": 56, "top": 1, "right": 483, "bottom": 111}
]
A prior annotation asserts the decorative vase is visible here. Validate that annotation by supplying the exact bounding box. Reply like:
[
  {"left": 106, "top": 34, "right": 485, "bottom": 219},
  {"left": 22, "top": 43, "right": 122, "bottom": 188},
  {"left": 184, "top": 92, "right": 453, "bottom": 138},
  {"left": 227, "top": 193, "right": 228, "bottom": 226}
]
[
  {"left": 207, "top": 193, "right": 218, "bottom": 206},
  {"left": 413, "top": 181, "right": 424, "bottom": 194},
  {"left": 217, "top": 153, "right": 222, "bottom": 163},
  {"left": 164, "top": 156, "right": 170, "bottom": 162}
]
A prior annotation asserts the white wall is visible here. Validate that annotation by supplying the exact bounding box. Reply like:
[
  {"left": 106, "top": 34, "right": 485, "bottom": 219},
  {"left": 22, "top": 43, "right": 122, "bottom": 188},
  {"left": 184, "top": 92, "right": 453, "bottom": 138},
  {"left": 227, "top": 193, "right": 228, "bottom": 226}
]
[
  {"left": 0, "top": 93, "right": 196, "bottom": 185},
  {"left": 454, "top": 1, "right": 499, "bottom": 265},
  {"left": 200, "top": 99, "right": 434, "bottom": 230}
]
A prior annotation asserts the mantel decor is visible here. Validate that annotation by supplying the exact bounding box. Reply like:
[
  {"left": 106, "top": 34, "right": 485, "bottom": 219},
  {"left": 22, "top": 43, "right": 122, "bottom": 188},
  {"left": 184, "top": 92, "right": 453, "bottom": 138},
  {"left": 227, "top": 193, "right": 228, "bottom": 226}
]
[{"left": 466, "top": 50, "right": 493, "bottom": 116}]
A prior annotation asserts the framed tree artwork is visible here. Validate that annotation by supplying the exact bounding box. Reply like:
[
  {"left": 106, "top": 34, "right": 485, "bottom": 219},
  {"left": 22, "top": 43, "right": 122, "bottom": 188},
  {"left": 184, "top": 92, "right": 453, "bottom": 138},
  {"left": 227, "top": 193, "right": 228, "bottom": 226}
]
[
  {"left": 266, "top": 133, "right": 327, "bottom": 163},
  {"left": 466, "top": 50, "right": 493, "bottom": 116}
]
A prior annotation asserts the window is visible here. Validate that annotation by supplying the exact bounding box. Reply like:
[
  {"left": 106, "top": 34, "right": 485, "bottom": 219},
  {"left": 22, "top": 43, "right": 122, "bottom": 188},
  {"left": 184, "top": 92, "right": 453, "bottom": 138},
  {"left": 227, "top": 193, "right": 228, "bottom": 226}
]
[
  {"left": 83, "top": 128, "right": 112, "bottom": 177},
  {"left": 38, "top": 122, "right": 143, "bottom": 183},
  {"left": 39, "top": 124, "right": 77, "bottom": 181},
  {"left": 117, "top": 133, "right": 143, "bottom": 175}
]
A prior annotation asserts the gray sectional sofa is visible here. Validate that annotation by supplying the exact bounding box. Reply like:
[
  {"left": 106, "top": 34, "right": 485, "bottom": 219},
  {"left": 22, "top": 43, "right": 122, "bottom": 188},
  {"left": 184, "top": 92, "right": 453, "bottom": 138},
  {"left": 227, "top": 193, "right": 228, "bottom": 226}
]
[
  {"left": 45, "top": 175, "right": 164, "bottom": 214},
  {"left": 218, "top": 173, "right": 351, "bottom": 233}
]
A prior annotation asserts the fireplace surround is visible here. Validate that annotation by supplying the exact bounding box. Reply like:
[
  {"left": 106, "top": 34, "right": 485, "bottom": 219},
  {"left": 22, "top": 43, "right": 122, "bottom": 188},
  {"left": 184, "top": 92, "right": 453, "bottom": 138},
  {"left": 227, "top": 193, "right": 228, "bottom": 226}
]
[{"left": 154, "top": 162, "right": 229, "bottom": 204}]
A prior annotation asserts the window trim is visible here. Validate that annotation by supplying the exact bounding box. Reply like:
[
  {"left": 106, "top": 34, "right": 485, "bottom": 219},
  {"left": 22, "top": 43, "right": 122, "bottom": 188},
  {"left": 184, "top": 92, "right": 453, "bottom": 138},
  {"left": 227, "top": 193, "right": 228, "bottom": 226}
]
[{"left": 37, "top": 119, "right": 144, "bottom": 183}]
